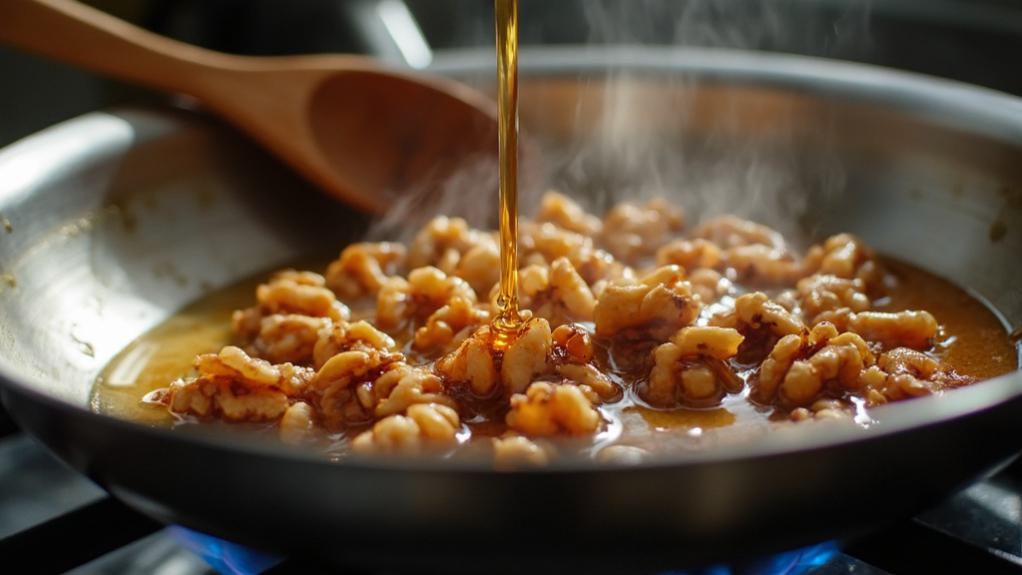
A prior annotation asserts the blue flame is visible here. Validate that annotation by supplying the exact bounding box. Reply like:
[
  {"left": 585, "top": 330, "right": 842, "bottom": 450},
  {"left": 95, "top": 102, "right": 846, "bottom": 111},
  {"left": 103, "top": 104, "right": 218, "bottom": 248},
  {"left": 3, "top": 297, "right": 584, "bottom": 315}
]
[
  {"left": 168, "top": 526, "right": 283, "bottom": 575},
  {"left": 659, "top": 541, "right": 840, "bottom": 575},
  {"left": 171, "top": 525, "right": 838, "bottom": 575}
]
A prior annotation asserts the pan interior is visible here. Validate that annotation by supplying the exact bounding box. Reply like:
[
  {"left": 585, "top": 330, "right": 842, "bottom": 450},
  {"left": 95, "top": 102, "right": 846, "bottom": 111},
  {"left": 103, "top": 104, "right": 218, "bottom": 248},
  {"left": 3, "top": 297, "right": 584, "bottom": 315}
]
[{"left": 0, "top": 48, "right": 1020, "bottom": 462}]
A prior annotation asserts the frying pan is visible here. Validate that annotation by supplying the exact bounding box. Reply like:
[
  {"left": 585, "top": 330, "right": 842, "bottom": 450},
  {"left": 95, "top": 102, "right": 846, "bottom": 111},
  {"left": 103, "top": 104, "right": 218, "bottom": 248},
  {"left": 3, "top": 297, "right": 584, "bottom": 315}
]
[{"left": 1, "top": 47, "right": 1021, "bottom": 571}]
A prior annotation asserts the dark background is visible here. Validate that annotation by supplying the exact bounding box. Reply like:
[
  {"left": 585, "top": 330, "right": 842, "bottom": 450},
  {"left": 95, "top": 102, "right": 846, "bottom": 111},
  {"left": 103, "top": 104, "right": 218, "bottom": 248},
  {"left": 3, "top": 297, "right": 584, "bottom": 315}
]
[{"left": 2, "top": 0, "right": 1022, "bottom": 147}]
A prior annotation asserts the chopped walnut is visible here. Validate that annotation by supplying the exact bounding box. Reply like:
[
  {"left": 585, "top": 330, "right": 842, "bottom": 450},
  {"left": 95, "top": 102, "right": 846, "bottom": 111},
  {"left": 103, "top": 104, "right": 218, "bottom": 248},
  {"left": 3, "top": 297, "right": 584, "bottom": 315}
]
[
  {"left": 723, "top": 244, "right": 804, "bottom": 286},
  {"left": 493, "top": 436, "right": 551, "bottom": 468},
  {"left": 693, "top": 215, "right": 785, "bottom": 250},
  {"left": 510, "top": 258, "right": 596, "bottom": 327},
  {"left": 233, "top": 271, "right": 349, "bottom": 345},
  {"left": 243, "top": 314, "right": 330, "bottom": 365},
  {"left": 308, "top": 349, "right": 400, "bottom": 429},
  {"left": 279, "top": 402, "right": 315, "bottom": 444},
  {"left": 413, "top": 296, "right": 489, "bottom": 354},
  {"left": 846, "top": 311, "right": 938, "bottom": 350},
  {"left": 600, "top": 198, "right": 685, "bottom": 262},
  {"left": 455, "top": 242, "right": 501, "bottom": 297},
  {"left": 752, "top": 323, "right": 874, "bottom": 407},
  {"left": 710, "top": 292, "right": 806, "bottom": 362},
  {"left": 656, "top": 238, "right": 722, "bottom": 270},
  {"left": 436, "top": 319, "right": 552, "bottom": 396},
  {"left": 376, "top": 266, "right": 478, "bottom": 332},
  {"left": 254, "top": 270, "right": 349, "bottom": 321},
  {"left": 594, "top": 265, "right": 701, "bottom": 339},
  {"left": 163, "top": 346, "right": 313, "bottom": 421},
  {"left": 506, "top": 382, "right": 602, "bottom": 436},
  {"left": 372, "top": 362, "right": 457, "bottom": 417},
  {"left": 325, "top": 242, "right": 406, "bottom": 301},
  {"left": 520, "top": 221, "right": 632, "bottom": 286},
  {"left": 863, "top": 347, "right": 968, "bottom": 403},
  {"left": 351, "top": 403, "right": 461, "bottom": 454},
  {"left": 536, "top": 191, "right": 602, "bottom": 236},
  {"left": 790, "top": 399, "right": 853, "bottom": 422},
  {"left": 797, "top": 274, "right": 871, "bottom": 325},
  {"left": 645, "top": 326, "right": 744, "bottom": 407},
  {"left": 804, "top": 233, "right": 884, "bottom": 289},
  {"left": 687, "top": 268, "right": 732, "bottom": 304},
  {"left": 407, "top": 216, "right": 497, "bottom": 275},
  {"left": 313, "top": 320, "right": 399, "bottom": 369}
]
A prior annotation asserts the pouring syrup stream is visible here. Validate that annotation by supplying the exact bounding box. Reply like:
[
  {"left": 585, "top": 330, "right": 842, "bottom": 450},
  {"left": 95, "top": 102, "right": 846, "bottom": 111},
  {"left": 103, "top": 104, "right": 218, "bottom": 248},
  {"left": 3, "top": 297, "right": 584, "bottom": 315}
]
[{"left": 492, "top": 0, "right": 524, "bottom": 340}]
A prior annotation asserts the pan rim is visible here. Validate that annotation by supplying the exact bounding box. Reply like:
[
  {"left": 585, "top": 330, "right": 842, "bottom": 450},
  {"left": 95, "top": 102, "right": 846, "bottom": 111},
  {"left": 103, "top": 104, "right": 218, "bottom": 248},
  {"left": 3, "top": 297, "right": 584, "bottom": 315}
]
[{"left": 0, "top": 45, "right": 1020, "bottom": 474}]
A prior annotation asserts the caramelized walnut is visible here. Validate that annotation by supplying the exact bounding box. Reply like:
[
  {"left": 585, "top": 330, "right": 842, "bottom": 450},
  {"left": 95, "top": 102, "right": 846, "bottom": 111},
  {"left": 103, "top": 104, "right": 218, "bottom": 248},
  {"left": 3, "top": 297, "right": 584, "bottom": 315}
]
[
  {"left": 536, "top": 191, "right": 602, "bottom": 236},
  {"left": 351, "top": 403, "right": 461, "bottom": 454},
  {"left": 594, "top": 265, "right": 701, "bottom": 340},
  {"left": 506, "top": 382, "right": 602, "bottom": 436},
  {"left": 325, "top": 242, "right": 406, "bottom": 301},
  {"left": 645, "top": 326, "right": 744, "bottom": 407},
  {"left": 600, "top": 198, "right": 685, "bottom": 262},
  {"left": 376, "top": 266, "right": 477, "bottom": 332}
]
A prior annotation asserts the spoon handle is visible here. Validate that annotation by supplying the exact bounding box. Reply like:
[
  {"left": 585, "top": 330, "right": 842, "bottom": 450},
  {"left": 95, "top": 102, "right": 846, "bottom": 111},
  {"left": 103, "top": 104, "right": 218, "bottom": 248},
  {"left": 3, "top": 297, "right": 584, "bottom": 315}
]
[{"left": 0, "top": 0, "right": 241, "bottom": 98}]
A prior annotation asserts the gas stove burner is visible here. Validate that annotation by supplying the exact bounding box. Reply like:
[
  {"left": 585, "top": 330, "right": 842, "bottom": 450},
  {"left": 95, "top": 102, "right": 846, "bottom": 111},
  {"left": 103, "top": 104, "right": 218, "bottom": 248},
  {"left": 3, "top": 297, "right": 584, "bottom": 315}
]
[
  {"left": 168, "top": 527, "right": 282, "bottom": 575},
  {"left": 170, "top": 525, "right": 838, "bottom": 575}
]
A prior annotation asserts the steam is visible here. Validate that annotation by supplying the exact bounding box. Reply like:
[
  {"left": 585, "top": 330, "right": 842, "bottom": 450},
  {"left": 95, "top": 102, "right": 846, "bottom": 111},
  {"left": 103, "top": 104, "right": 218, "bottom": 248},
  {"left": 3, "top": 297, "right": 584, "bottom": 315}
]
[{"left": 366, "top": 0, "right": 871, "bottom": 249}]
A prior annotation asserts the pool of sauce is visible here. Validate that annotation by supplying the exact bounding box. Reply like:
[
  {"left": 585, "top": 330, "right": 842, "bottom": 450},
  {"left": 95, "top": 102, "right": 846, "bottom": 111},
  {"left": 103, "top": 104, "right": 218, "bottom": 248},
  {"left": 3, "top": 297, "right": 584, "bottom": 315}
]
[{"left": 91, "top": 257, "right": 1020, "bottom": 455}]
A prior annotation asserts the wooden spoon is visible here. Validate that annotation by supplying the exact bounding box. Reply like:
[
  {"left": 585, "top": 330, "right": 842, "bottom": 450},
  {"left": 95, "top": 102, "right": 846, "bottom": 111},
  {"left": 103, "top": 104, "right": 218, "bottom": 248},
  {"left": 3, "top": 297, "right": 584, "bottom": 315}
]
[{"left": 0, "top": 0, "right": 498, "bottom": 212}]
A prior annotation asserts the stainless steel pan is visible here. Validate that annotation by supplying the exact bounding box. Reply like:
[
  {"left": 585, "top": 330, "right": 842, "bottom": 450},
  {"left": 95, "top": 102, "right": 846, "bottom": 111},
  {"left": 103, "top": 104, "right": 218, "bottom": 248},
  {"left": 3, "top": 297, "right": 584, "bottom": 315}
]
[{"left": 1, "top": 47, "right": 1020, "bottom": 569}]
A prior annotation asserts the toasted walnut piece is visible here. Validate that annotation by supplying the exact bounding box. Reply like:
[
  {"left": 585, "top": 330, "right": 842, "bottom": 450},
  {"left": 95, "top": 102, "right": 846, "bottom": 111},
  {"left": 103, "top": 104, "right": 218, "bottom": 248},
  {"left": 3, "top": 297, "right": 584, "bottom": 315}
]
[
  {"left": 255, "top": 270, "right": 349, "bottom": 321},
  {"left": 847, "top": 311, "right": 938, "bottom": 350},
  {"left": 596, "top": 445, "right": 650, "bottom": 464},
  {"left": 865, "top": 347, "right": 955, "bottom": 402},
  {"left": 656, "top": 238, "right": 722, "bottom": 270},
  {"left": 753, "top": 323, "right": 874, "bottom": 406},
  {"left": 756, "top": 334, "right": 804, "bottom": 403},
  {"left": 797, "top": 274, "right": 871, "bottom": 324},
  {"left": 687, "top": 268, "right": 732, "bottom": 304},
  {"left": 502, "top": 318, "right": 553, "bottom": 395},
  {"left": 493, "top": 436, "right": 550, "bottom": 469},
  {"left": 520, "top": 220, "right": 591, "bottom": 265},
  {"left": 325, "top": 242, "right": 406, "bottom": 300},
  {"left": 723, "top": 244, "right": 804, "bottom": 286},
  {"left": 507, "top": 382, "right": 602, "bottom": 436},
  {"left": 407, "top": 216, "right": 496, "bottom": 274},
  {"left": 790, "top": 399, "right": 852, "bottom": 422},
  {"left": 414, "top": 296, "right": 489, "bottom": 354},
  {"left": 712, "top": 292, "right": 806, "bottom": 339},
  {"left": 279, "top": 402, "right": 315, "bottom": 444},
  {"left": 693, "top": 215, "right": 785, "bottom": 250},
  {"left": 352, "top": 403, "right": 461, "bottom": 454},
  {"left": 555, "top": 363, "right": 618, "bottom": 402},
  {"left": 313, "top": 320, "right": 398, "bottom": 369},
  {"left": 166, "top": 378, "right": 289, "bottom": 422},
  {"left": 599, "top": 198, "right": 685, "bottom": 262},
  {"left": 645, "top": 327, "right": 744, "bottom": 407},
  {"left": 376, "top": 266, "right": 477, "bottom": 331},
  {"left": 594, "top": 265, "right": 701, "bottom": 339},
  {"left": 436, "top": 327, "right": 499, "bottom": 396},
  {"left": 372, "top": 363, "right": 457, "bottom": 418},
  {"left": 247, "top": 314, "right": 330, "bottom": 365},
  {"left": 194, "top": 346, "right": 314, "bottom": 395},
  {"left": 310, "top": 349, "right": 397, "bottom": 429},
  {"left": 163, "top": 345, "right": 313, "bottom": 422},
  {"left": 509, "top": 258, "right": 596, "bottom": 327},
  {"left": 537, "top": 191, "right": 602, "bottom": 236},
  {"left": 803, "top": 233, "right": 884, "bottom": 288},
  {"left": 456, "top": 242, "right": 501, "bottom": 297}
]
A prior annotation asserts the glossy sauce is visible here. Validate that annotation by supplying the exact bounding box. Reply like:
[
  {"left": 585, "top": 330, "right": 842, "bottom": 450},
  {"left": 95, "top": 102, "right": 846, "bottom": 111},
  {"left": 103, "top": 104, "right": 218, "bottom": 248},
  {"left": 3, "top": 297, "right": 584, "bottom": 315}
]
[{"left": 92, "top": 257, "right": 1020, "bottom": 451}]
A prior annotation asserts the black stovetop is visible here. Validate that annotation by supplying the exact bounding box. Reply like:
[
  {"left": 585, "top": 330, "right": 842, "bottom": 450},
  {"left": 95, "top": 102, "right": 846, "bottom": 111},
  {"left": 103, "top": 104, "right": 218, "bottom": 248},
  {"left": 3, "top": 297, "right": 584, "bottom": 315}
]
[{"left": 2, "top": 404, "right": 1021, "bottom": 575}]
